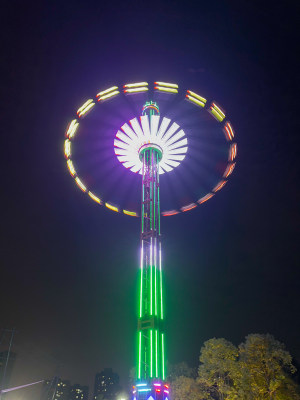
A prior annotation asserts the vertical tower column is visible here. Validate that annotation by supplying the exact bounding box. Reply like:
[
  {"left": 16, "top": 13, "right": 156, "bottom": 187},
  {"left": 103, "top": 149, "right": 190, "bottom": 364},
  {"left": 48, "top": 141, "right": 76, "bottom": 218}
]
[{"left": 134, "top": 103, "right": 169, "bottom": 400}]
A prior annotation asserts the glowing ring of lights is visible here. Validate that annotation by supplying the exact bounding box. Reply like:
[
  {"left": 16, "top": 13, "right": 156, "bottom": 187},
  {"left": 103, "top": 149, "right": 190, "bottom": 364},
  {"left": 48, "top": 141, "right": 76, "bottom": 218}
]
[{"left": 64, "top": 81, "right": 237, "bottom": 217}]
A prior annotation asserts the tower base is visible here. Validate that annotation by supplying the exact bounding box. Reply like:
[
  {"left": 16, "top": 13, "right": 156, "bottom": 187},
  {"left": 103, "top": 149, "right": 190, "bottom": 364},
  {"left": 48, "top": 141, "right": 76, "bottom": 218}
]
[{"left": 133, "top": 382, "right": 170, "bottom": 400}]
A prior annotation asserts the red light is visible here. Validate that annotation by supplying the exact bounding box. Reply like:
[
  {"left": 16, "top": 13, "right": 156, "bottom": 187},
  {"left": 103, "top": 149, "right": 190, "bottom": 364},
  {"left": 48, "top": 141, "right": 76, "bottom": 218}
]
[
  {"left": 162, "top": 210, "right": 179, "bottom": 216},
  {"left": 198, "top": 193, "right": 214, "bottom": 204}
]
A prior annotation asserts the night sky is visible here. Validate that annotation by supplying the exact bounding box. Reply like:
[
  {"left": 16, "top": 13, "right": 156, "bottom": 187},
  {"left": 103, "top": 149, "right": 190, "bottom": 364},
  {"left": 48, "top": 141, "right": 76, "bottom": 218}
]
[{"left": 1, "top": 0, "right": 299, "bottom": 398}]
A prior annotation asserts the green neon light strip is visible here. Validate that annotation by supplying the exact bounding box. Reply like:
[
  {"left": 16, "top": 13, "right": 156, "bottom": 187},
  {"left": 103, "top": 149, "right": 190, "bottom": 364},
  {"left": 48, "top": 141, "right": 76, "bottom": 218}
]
[
  {"left": 159, "top": 242, "right": 163, "bottom": 319},
  {"left": 142, "top": 155, "right": 145, "bottom": 233},
  {"left": 150, "top": 238, "right": 153, "bottom": 315},
  {"left": 155, "top": 330, "right": 158, "bottom": 377},
  {"left": 150, "top": 151, "right": 152, "bottom": 231},
  {"left": 162, "top": 333, "right": 165, "bottom": 380},
  {"left": 139, "top": 241, "right": 143, "bottom": 317},
  {"left": 158, "top": 172, "right": 160, "bottom": 234},
  {"left": 150, "top": 330, "right": 153, "bottom": 377},
  {"left": 155, "top": 238, "right": 157, "bottom": 316},
  {"left": 153, "top": 156, "right": 156, "bottom": 231},
  {"left": 138, "top": 331, "right": 142, "bottom": 379}
]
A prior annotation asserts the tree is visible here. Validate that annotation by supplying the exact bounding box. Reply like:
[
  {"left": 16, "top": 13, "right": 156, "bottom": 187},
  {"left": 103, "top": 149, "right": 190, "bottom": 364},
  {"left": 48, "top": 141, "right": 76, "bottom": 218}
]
[
  {"left": 171, "top": 334, "right": 299, "bottom": 400},
  {"left": 198, "top": 338, "right": 239, "bottom": 400},
  {"left": 171, "top": 376, "right": 210, "bottom": 400},
  {"left": 168, "top": 361, "right": 197, "bottom": 382},
  {"left": 238, "top": 333, "right": 300, "bottom": 400}
]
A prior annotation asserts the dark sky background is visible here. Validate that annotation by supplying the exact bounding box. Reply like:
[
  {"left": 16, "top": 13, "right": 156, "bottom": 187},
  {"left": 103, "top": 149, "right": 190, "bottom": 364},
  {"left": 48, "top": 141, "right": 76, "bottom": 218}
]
[{"left": 1, "top": 0, "right": 299, "bottom": 399}]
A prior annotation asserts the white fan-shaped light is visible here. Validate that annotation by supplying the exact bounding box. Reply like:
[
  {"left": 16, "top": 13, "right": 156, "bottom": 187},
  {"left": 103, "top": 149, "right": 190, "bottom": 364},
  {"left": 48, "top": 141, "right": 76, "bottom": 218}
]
[{"left": 114, "top": 115, "right": 188, "bottom": 174}]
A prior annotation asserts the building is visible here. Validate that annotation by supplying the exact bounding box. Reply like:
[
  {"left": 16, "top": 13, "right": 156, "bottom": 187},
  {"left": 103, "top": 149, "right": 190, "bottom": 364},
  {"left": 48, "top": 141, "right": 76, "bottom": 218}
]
[
  {"left": 69, "top": 384, "right": 88, "bottom": 400},
  {"left": 42, "top": 378, "right": 70, "bottom": 400},
  {"left": 93, "top": 369, "right": 120, "bottom": 400},
  {"left": 41, "top": 379, "right": 88, "bottom": 400}
]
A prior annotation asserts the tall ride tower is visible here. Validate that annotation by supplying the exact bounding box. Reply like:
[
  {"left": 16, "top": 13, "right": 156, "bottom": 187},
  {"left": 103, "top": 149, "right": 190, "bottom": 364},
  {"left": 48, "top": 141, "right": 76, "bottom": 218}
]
[
  {"left": 64, "top": 80, "right": 237, "bottom": 400},
  {"left": 135, "top": 102, "right": 167, "bottom": 399}
]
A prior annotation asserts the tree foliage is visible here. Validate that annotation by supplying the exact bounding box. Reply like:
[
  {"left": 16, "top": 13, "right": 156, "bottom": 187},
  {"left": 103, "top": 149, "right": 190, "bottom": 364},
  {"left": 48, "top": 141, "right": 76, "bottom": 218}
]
[
  {"left": 168, "top": 361, "right": 197, "bottom": 381},
  {"left": 170, "top": 334, "right": 300, "bottom": 400},
  {"left": 198, "top": 338, "right": 239, "bottom": 399},
  {"left": 238, "top": 334, "right": 298, "bottom": 400}
]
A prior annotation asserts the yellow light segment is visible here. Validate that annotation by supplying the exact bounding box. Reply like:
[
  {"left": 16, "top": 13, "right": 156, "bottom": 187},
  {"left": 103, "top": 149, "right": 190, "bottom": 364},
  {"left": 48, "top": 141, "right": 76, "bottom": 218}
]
[
  {"left": 210, "top": 110, "right": 223, "bottom": 121},
  {"left": 123, "top": 209, "right": 138, "bottom": 217},
  {"left": 64, "top": 139, "right": 71, "bottom": 158},
  {"left": 212, "top": 103, "right": 225, "bottom": 118},
  {"left": 66, "top": 119, "right": 79, "bottom": 138},
  {"left": 78, "top": 102, "right": 95, "bottom": 118},
  {"left": 96, "top": 86, "right": 118, "bottom": 97},
  {"left": 88, "top": 191, "right": 102, "bottom": 204},
  {"left": 77, "top": 99, "right": 93, "bottom": 114},
  {"left": 124, "top": 82, "right": 148, "bottom": 88},
  {"left": 67, "top": 159, "right": 76, "bottom": 177},
  {"left": 154, "top": 86, "right": 178, "bottom": 94},
  {"left": 210, "top": 103, "right": 226, "bottom": 122},
  {"left": 154, "top": 82, "right": 178, "bottom": 88},
  {"left": 105, "top": 202, "right": 119, "bottom": 212},
  {"left": 213, "top": 180, "right": 227, "bottom": 192},
  {"left": 187, "top": 91, "right": 207, "bottom": 103},
  {"left": 75, "top": 177, "right": 87, "bottom": 192},
  {"left": 124, "top": 87, "right": 148, "bottom": 93},
  {"left": 186, "top": 95, "right": 205, "bottom": 107},
  {"left": 97, "top": 91, "right": 120, "bottom": 102}
]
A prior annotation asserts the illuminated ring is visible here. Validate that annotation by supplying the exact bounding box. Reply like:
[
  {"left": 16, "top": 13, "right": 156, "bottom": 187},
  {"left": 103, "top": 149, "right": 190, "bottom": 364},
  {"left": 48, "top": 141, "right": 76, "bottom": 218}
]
[{"left": 64, "top": 81, "right": 237, "bottom": 217}]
